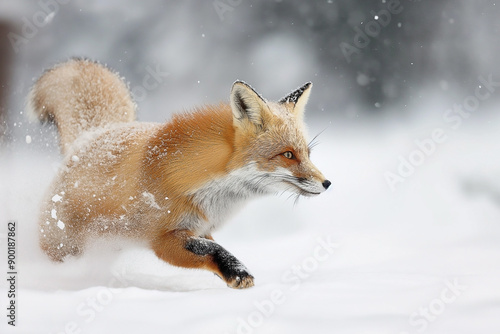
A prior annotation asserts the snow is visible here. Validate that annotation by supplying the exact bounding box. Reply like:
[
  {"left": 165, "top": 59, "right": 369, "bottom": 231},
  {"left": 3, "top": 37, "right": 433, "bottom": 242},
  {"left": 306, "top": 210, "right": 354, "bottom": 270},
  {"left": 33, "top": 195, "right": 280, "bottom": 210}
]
[
  {"left": 52, "top": 194, "right": 63, "bottom": 202},
  {"left": 57, "top": 220, "right": 65, "bottom": 230},
  {"left": 142, "top": 191, "right": 161, "bottom": 210},
  {"left": 1, "top": 110, "right": 500, "bottom": 333}
]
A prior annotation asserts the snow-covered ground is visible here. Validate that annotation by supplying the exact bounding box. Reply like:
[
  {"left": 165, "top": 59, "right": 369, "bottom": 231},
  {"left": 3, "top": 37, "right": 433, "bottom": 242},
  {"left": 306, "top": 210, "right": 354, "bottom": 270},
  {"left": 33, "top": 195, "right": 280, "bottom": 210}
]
[{"left": 1, "top": 110, "right": 500, "bottom": 334}]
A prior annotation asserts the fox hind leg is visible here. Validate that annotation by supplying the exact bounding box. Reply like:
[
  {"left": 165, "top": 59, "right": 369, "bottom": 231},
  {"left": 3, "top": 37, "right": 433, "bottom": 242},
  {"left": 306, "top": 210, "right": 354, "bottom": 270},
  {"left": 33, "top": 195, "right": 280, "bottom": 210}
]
[
  {"left": 40, "top": 236, "right": 83, "bottom": 262},
  {"left": 39, "top": 207, "right": 84, "bottom": 262}
]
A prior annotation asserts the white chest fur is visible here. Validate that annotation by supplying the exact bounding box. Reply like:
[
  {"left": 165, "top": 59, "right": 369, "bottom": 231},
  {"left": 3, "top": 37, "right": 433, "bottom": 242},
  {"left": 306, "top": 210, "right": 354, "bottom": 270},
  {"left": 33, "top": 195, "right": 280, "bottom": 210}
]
[{"left": 190, "top": 163, "right": 269, "bottom": 235}]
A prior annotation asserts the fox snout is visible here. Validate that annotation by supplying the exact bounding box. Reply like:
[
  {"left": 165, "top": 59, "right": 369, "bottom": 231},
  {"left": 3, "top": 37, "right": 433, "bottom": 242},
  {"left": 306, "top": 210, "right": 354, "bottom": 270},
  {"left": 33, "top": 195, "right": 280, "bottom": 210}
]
[
  {"left": 288, "top": 162, "right": 331, "bottom": 196},
  {"left": 300, "top": 159, "right": 331, "bottom": 194}
]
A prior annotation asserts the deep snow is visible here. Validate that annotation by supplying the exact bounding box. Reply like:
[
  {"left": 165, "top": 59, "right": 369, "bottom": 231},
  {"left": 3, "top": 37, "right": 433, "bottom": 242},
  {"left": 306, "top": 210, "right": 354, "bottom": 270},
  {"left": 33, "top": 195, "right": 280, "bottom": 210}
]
[{"left": 1, "top": 112, "right": 500, "bottom": 334}]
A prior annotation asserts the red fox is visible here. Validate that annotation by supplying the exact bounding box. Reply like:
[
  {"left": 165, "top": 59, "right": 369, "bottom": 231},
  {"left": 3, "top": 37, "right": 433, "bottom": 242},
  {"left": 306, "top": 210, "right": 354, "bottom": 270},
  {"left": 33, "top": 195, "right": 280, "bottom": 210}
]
[{"left": 29, "top": 59, "right": 330, "bottom": 289}]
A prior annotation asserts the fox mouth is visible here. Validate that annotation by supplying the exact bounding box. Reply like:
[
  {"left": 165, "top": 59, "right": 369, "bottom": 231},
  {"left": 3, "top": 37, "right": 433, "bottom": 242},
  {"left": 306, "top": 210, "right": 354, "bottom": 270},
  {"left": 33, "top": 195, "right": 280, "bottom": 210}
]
[
  {"left": 284, "top": 181, "right": 321, "bottom": 197},
  {"left": 299, "top": 189, "right": 321, "bottom": 197}
]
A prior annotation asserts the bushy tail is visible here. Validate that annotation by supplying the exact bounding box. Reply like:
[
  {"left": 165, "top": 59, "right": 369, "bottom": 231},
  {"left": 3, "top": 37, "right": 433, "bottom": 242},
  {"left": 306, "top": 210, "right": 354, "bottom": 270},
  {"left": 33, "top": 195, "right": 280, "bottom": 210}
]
[{"left": 28, "top": 58, "right": 136, "bottom": 153}]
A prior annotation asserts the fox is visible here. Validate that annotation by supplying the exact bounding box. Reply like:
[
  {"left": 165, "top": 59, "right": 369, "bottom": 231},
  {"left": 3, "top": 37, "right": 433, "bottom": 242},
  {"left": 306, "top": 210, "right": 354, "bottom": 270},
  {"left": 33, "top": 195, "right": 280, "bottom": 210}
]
[{"left": 28, "top": 58, "right": 330, "bottom": 289}]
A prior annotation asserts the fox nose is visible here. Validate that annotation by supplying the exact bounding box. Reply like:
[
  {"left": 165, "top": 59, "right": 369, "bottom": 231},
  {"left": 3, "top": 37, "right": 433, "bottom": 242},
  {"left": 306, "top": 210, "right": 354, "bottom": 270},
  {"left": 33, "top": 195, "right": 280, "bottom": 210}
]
[{"left": 322, "top": 180, "right": 331, "bottom": 190}]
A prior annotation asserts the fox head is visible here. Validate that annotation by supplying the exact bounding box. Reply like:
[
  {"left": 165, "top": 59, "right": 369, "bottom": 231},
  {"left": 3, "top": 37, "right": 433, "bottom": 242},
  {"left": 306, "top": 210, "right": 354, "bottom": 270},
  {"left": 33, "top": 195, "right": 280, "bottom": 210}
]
[{"left": 229, "top": 81, "right": 331, "bottom": 197}]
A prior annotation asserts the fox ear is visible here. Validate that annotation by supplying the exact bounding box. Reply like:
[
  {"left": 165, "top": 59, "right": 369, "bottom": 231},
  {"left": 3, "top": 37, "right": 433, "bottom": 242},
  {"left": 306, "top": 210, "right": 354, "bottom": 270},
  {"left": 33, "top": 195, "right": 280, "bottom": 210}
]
[
  {"left": 230, "top": 81, "right": 268, "bottom": 129},
  {"left": 279, "top": 82, "right": 312, "bottom": 118}
]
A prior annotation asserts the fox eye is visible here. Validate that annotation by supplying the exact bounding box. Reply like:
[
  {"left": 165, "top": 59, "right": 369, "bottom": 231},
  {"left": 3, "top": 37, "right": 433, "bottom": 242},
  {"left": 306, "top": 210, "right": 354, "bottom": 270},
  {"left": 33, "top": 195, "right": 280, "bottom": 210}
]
[{"left": 283, "top": 151, "right": 294, "bottom": 159}]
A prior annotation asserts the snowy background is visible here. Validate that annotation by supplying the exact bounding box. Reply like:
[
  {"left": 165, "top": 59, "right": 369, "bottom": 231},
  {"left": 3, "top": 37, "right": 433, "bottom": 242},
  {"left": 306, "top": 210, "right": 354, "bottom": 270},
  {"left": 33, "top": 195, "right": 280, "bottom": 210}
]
[{"left": 1, "top": 1, "right": 500, "bottom": 333}]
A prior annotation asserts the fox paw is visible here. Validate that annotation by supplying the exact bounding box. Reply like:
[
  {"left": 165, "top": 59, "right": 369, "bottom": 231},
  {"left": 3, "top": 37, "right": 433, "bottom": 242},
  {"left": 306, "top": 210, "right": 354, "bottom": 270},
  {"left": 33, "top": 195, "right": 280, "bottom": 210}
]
[{"left": 226, "top": 272, "right": 255, "bottom": 289}]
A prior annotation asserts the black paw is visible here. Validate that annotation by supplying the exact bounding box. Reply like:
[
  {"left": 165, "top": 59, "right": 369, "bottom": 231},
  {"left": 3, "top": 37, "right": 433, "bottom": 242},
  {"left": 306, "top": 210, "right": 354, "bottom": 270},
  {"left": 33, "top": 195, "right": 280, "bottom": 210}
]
[{"left": 226, "top": 270, "right": 255, "bottom": 289}]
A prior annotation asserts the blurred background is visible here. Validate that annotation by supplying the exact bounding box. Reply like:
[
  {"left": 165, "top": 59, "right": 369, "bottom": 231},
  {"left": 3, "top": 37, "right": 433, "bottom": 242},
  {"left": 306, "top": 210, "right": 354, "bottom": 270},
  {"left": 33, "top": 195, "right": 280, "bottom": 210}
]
[{"left": 0, "top": 0, "right": 499, "bottom": 144}]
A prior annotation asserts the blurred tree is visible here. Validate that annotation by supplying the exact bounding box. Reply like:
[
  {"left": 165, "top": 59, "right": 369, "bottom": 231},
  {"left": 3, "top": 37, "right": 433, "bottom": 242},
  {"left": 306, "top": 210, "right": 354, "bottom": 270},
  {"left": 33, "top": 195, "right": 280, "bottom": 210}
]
[
  {"left": 0, "top": 20, "right": 14, "bottom": 142},
  {"left": 250, "top": 0, "right": 498, "bottom": 110}
]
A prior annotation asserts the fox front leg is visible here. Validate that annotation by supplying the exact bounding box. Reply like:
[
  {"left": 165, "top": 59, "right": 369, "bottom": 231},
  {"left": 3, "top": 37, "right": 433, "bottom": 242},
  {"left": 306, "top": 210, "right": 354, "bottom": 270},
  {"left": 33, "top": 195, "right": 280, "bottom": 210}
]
[
  {"left": 186, "top": 236, "right": 255, "bottom": 289},
  {"left": 152, "top": 230, "right": 254, "bottom": 289}
]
